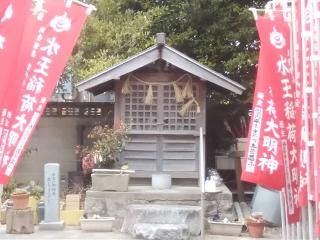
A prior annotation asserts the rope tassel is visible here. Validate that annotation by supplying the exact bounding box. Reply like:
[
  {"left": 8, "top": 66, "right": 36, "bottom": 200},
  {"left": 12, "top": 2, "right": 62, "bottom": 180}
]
[
  {"left": 179, "top": 99, "right": 194, "bottom": 117},
  {"left": 144, "top": 84, "right": 154, "bottom": 105},
  {"left": 182, "top": 78, "right": 193, "bottom": 99},
  {"left": 121, "top": 75, "right": 131, "bottom": 95},
  {"left": 173, "top": 82, "right": 184, "bottom": 103}
]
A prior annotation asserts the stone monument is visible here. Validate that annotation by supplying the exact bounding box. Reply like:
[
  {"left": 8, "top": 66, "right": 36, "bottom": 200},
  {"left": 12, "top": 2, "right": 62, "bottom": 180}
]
[{"left": 39, "top": 163, "right": 64, "bottom": 230}]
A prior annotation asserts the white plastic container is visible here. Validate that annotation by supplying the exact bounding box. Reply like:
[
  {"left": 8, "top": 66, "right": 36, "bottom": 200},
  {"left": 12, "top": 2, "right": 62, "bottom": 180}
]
[
  {"left": 205, "top": 178, "right": 217, "bottom": 192},
  {"left": 151, "top": 174, "right": 172, "bottom": 189},
  {"left": 208, "top": 219, "right": 243, "bottom": 236}
]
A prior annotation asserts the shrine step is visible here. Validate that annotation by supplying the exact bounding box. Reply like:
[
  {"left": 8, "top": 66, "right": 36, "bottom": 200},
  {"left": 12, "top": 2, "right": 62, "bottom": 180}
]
[
  {"left": 121, "top": 204, "right": 201, "bottom": 236},
  {"left": 133, "top": 223, "right": 190, "bottom": 240}
]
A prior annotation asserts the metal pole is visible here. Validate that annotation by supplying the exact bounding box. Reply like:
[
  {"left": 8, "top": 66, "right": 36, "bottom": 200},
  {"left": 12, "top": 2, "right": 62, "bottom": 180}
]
[
  {"left": 297, "top": 222, "right": 302, "bottom": 240},
  {"left": 281, "top": 189, "right": 288, "bottom": 240},
  {"left": 301, "top": 0, "right": 314, "bottom": 238},
  {"left": 292, "top": 223, "right": 296, "bottom": 240},
  {"left": 288, "top": 3, "right": 301, "bottom": 240},
  {"left": 302, "top": 207, "right": 309, "bottom": 240},
  {"left": 290, "top": 2, "right": 303, "bottom": 239},
  {"left": 199, "top": 127, "right": 205, "bottom": 240},
  {"left": 311, "top": 1, "right": 320, "bottom": 239},
  {"left": 283, "top": 188, "right": 291, "bottom": 240}
]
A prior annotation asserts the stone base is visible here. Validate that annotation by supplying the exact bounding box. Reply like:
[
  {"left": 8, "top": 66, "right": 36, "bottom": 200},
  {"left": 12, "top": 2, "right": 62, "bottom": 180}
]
[
  {"left": 133, "top": 223, "right": 190, "bottom": 240},
  {"left": 39, "top": 220, "right": 64, "bottom": 230},
  {"left": 84, "top": 184, "right": 233, "bottom": 232},
  {"left": 6, "top": 208, "right": 34, "bottom": 234}
]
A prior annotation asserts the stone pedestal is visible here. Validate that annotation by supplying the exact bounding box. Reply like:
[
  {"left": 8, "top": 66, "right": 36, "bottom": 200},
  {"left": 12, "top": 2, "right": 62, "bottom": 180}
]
[
  {"left": 6, "top": 208, "right": 34, "bottom": 234},
  {"left": 91, "top": 173, "right": 129, "bottom": 191},
  {"left": 84, "top": 184, "right": 233, "bottom": 232}
]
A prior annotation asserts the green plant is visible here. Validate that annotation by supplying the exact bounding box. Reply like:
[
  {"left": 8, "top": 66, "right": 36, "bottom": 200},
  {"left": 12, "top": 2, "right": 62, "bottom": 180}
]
[
  {"left": 77, "top": 122, "right": 129, "bottom": 171},
  {"left": 28, "top": 181, "right": 43, "bottom": 200},
  {"left": 2, "top": 179, "right": 17, "bottom": 202}
]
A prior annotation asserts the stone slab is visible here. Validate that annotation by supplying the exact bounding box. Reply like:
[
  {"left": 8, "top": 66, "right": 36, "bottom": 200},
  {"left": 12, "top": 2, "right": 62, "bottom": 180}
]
[
  {"left": 39, "top": 221, "right": 64, "bottom": 230},
  {"left": 44, "top": 163, "right": 60, "bottom": 222},
  {"left": 133, "top": 223, "right": 190, "bottom": 240},
  {"left": 86, "top": 185, "right": 231, "bottom": 201},
  {"left": 121, "top": 204, "right": 201, "bottom": 235}
]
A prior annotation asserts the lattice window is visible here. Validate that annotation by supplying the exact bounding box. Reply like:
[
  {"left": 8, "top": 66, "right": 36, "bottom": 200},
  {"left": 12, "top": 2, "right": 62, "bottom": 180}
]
[
  {"left": 163, "top": 84, "right": 198, "bottom": 131},
  {"left": 124, "top": 83, "right": 158, "bottom": 130}
]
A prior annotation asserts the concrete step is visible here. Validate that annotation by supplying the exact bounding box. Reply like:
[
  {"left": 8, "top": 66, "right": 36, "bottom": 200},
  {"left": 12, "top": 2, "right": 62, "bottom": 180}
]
[
  {"left": 133, "top": 223, "right": 190, "bottom": 240},
  {"left": 121, "top": 204, "right": 201, "bottom": 236}
]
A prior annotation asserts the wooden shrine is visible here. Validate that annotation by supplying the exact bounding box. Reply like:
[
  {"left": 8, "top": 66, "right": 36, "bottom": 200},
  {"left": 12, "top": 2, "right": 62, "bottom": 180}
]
[{"left": 77, "top": 33, "right": 245, "bottom": 183}]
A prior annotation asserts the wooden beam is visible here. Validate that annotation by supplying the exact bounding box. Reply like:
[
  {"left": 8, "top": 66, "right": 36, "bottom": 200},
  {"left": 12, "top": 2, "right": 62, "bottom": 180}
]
[{"left": 77, "top": 46, "right": 159, "bottom": 92}]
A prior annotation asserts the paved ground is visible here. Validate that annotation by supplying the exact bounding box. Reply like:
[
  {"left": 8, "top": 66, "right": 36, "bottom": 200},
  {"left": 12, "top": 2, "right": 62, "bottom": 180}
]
[{"left": 0, "top": 225, "right": 282, "bottom": 240}]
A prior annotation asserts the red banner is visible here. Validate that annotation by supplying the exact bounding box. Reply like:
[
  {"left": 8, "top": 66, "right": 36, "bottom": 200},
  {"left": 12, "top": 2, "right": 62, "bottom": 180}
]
[
  {"left": 0, "top": 0, "right": 33, "bottom": 151},
  {"left": 0, "top": 0, "right": 32, "bottom": 99},
  {"left": 241, "top": 13, "right": 300, "bottom": 223},
  {"left": 0, "top": 0, "right": 92, "bottom": 184}
]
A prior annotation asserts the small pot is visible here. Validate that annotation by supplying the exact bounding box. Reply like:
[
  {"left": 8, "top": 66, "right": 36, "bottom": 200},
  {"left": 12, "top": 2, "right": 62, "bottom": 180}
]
[
  {"left": 246, "top": 218, "right": 265, "bottom": 238},
  {"left": 11, "top": 192, "right": 30, "bottom": 210}
]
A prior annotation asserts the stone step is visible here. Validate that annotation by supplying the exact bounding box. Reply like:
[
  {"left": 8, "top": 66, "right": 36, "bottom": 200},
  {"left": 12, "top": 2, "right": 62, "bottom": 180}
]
[
  {"left": 133, "top": 223, "right": 190, "bottom": 240},
  {"left": 121, "top": 204, "right": 201, "bottom": 235}
]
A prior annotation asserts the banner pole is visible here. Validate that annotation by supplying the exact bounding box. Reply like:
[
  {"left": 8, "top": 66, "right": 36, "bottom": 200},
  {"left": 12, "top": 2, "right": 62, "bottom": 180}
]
[
  {"left": 297, "top": 221, "right": 301, "bottom": 240},
  {"left": 310, "top": 0, "right": 320, "bottom": 238},
  {"left": 291, "top": 2, "right": 303, "bottom": 239},
  {"left": 285, "top": 189, "right": 291, "bottom": 240},
  {"left": 302, "top": 207, "right": 308, "bottom": 240},
  {"left": 70, "top": 0, "right": 96, "bottom": 10},
  {"left": 281, "top": 189, "right": 287, "bottom": 240},
  {"left": 301, "top": 0, "right": 314, "bottom": 238},
  {"left": 199, "top": 127, "right": 205, "bottom": 240},
  {"left": 291, "top": 1, "right": 310, "bottom": 240},
  {"left": 292, "top": 223, "right": 296, "bottom": 240}
]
